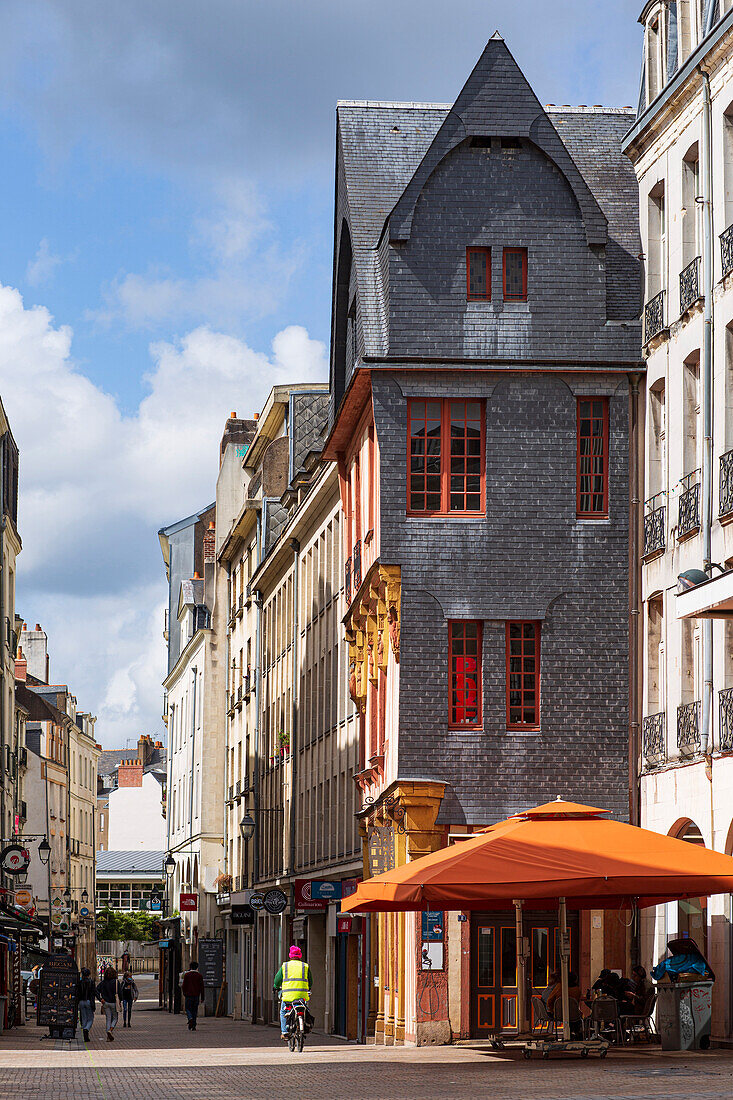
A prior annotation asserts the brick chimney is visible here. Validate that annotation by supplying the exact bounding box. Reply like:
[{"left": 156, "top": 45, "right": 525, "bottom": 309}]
[
  {"left": 203, "top": 521, "right": 216, "bottom": 564},
  {"left": 15, "top": 647, "right": 27, "bottom": 682},
  {"left": 117, "top": 760, "right": 143, "bottom": 787},
  {"left": 219, "top": 414, "right": 257, "bottom": 464}
]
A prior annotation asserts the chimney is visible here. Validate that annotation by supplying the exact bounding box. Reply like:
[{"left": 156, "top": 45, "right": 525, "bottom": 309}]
[
  {"left": 219, "top": 414, "right": 257, "bottom": 464},
  {"left": 137, "top": 735, "right": 153, "bottom": 766},
  {"left": 117, "top": 760, "right": 143, "bottom": 788},
  {"left": 15, "top": 648, "right": 27, "bottom": 682},
  {"left": 203, "top": 521, "right": 216, "bottom": 564},
  {"left": 21, "top": 624, "right": 49, "bottom": 683}
]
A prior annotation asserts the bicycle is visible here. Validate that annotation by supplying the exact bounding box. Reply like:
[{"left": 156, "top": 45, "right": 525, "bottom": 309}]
[{"left": 282, "top": 997, "right": 310, "bottom": 1052}]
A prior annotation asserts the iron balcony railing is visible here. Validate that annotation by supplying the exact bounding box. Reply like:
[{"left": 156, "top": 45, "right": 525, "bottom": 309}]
[
  {"left": 353, "top": 539, "right": 362, "bottom": 591},
  {"left": 345, "top": 556, "right": 352, "bottom": 603},
  {"left": 643, "top": 492, "right": 666, "bottom": 557},
  {"left": 678, "top": 470, "right": 700, "bottom": 538},
  {"left": 679, "top": 256, "right": 701, "bottom": 315},
  {"left": 242, "top": 672, "right": 251, "bottom": 698},
  {"left": 642, "top": 711, "right": 666, "bottom": 768},
  {"left": 720, "top": 449, "right": 733, "bottom": 518},
  {"left": 720, "top": 687, "right": 733, "bottom": 753},
  {"left": 644, "top": 290, "right": 665, "bottom": 342},
  {"left": 721, "top": 223, "right": 733, "bottom": 279},
  {"left": 677, "top": 700, "right": 701, "bottom": 757}
]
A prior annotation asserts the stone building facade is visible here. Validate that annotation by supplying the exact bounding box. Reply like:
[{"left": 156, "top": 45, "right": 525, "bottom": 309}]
[{"left": 324, "top": 35, "right": 643, "bottom": 1041}]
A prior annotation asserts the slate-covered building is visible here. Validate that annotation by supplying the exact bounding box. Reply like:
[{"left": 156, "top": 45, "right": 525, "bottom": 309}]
[{"left": 323, "top": 35, "right": 644, "bottom": 1042}]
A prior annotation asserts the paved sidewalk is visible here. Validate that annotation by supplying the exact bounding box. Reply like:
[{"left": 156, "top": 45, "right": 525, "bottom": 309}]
[{"left": 2, "top": 980, "right": 733, "bottom": 1099}]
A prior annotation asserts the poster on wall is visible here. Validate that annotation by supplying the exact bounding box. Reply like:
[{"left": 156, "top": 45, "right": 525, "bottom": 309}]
[{"left": 421, "top": 942, "right": 444, "bottom": 971}]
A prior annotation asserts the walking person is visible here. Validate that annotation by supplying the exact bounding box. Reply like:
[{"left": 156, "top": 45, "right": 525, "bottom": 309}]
[
  {"left": 118, "top": 971, "right": 138, "bottom": 1028},
  {"left": 77, "top": 967, "right": 96, "bottom": 1043},
  {"left": 181, "top": 961, "right": 204, "bottom": 1031},
  {"left": 97, "top": 966, "right": 119, "bottom": 1041}
]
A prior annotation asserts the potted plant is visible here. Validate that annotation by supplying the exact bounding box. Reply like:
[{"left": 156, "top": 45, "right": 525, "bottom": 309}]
[
  {"left": 278, "top": 731, "right": 290, "bottom": 758},
  {"left": 214, "top": 872, "right": 233, "bottom": 894}
]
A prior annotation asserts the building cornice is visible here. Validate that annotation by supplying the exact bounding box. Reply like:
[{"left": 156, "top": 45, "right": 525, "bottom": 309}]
[{"left": 162, "top": 629, "right": 207, "bottom": 691}]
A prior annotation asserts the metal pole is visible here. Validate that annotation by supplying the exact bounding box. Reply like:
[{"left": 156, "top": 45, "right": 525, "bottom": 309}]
[
  {"left": 700, "top": 67, "right": 714, "bottom": 755},
  {"left": 558, "top": 896, "right": 571, "bottom": 1042},
  {"left": 513, "top": 900, "right": 526, "bottom": 1034}
]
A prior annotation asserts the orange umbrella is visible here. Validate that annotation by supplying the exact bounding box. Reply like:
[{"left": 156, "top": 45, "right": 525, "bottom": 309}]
[
  {"left": 343, "top": 799, "right": 733, "bottom": 1045},
  {"left": 342, "top": 799, "right": 733, "bottom": 913}
]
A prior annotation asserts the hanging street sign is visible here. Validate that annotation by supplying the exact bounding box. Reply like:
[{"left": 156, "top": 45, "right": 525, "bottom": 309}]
[
  {"left": 249, "top": 891, "right": 265, "bottom": 912},
  {"left": 0, "top": 844, "right": 30, "bottom": 875},
  {"left": 263, "top": 888, "right": 287, "bottom": 915},
  {"left": 79, "top": 907, "right": 89, "bottom": 917},
  {"left": 14, "top": 889, "right": 32, "bottom": 909},
  {"left": 179, "top": 893, "right": 198, "bottom": 912}
]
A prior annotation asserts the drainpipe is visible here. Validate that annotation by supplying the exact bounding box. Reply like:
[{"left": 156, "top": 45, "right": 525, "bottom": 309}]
[
  {"left": 251, "top": 512, "right": 263, "bottom": 1023},
  {"left": 188, "top": 666, "right": 197, "bottom": 860},
  {"left": 289, "top": 539, "right": 300, "bottom": 879},
  {"left": 700, "top": 67, "right": 714, "bottom": 756},
  {"left": 629, "top": 374, "right": 642, "bottom": 826}
]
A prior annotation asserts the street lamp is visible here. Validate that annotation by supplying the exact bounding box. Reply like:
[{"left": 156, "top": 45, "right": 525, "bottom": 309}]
[
  {"left": 239, "top": 812, "right": 256, "bottom": 842},
  {"left": 38, "top": 837, "right": 51, "bottom": 865},
  {"left": 63, "top": 887, "right": 71, "bottom": 902},
  {"left": 81, "top": 888, "right": 89, "bottom": 904},
  {"left": 164, "top": 853, "right": 176, "bottom": 878}
]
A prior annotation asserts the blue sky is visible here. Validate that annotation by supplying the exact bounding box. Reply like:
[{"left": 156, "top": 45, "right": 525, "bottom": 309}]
[{"left": 0, "top": 1, "right": 643, "bottom": 745}]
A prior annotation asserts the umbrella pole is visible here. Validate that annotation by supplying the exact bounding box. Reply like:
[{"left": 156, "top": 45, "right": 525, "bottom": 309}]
[
  {"left": 558, "top": 896, "right": 571, "bottom": 1042},
  {"left": 513, "top": 900, "right": 526, "bottom": 1034}
]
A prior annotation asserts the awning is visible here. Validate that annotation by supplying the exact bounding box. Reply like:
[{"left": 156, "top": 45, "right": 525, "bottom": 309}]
[{"left": 677, "top": 569, "right": 733, "bottom": 619}]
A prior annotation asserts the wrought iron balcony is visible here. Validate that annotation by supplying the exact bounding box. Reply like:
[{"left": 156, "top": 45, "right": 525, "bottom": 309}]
[
  {"left": 345, "top": 556, "right": 352, "bottom": 603},
  {"left": 720, "top": 687, "right": 733, "bottom": 753},
  {"left": 642, "top": 711, "right": 666, "bottom": 768},
  {"left": 721, "top": 223, "right": 733, "bottom": 279},
  {"left": 677, "top": 700, "right": 701, "bottom": 757},
  {"left": 644, "top": 290, "right": 666, "bottom": 342},
  {"left": 720, "top": 450, "right": 733, "bottom": 517},
  {"left": 643, "top": 493, "right": 666, "bottom": 557},
  {"left": 678, "top": 470, "right": 700, "bottom": 538},
  {"left": 353, "top": 539, "right": 362, "bottom": 591},
  {"left": 679, "top": 256, "right": 701, "bottom": 315}
]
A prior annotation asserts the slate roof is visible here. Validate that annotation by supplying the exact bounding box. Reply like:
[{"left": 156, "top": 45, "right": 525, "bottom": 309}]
[
  {"left": 336, "top": 94, "right": 641, "bottom": 349},
  {"left": 96, "top": 850, "right": 165, "bottom": 874}
]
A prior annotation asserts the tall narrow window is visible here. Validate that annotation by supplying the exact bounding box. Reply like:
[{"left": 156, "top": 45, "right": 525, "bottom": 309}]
[
  {"left": 506, "top": 622, "right": 540, "bottom": 728},
  {"left": 466, "top": 248, "right": 491, "bottom": 300},
  {"left": 408, "top": 398, "right": 484, "bottom": 515},
  {"left": 449, "top": 621, "right": 482, "bottom": 727},
  {"left": 503, "top": 248, "right": 527, "bottom": 301},
  {"left": 577, "top": 398, "right": 609, "bottom": 517}
]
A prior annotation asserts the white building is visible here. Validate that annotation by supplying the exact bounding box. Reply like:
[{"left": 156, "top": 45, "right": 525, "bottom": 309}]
[{"left": 624, "top": 0, "right": 733, "bottom": 1042}]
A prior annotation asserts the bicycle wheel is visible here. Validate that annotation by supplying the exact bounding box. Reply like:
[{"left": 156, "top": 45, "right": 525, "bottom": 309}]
[
  {"left": 288, "top": 1033, "right": 296, "bottom": 1052},
  {"left": 297, "top": 1031, "right": 305, "bottom": 1052}
]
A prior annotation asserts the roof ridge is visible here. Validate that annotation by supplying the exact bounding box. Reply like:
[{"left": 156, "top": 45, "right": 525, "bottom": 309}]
[{"left": 337, "top": 100, "right": 452, "bottom": 109}]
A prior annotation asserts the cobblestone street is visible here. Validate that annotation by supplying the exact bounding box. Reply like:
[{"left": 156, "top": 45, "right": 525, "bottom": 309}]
[{"left": 1, "top": 980, "right": 732, "bottom": 1100}]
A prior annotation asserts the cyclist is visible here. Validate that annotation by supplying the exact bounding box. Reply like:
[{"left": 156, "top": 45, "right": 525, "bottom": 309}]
[{"left": 273, "top": 945, "right": 312, "bottom": 1039}]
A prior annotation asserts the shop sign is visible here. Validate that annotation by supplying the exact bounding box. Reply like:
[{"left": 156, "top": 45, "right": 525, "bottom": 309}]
[
  {"left": 336, "top": 915, "right": 352, "bottom": 934},
  {"left": 179, "top": 893, "right": 198, "bottom": 912},
  {"left": 249, "top": 891, "right": 265, "bottom": 912},
  {"left": 311, "top": 881, "right": 341, "bottom": 901},
  {"left": 294, "top": 880, "right": 326, "bottom": 910},
  {"left": 37, "top": 951, "right": 79, "bottom": 1038},
  {"left": 0, "top": 844, "right": 30, "bottom": 875},
  {"left": 150, "top": 895, "right": 162, "bottom": 911},
  {"left": 14, "top": 888, "right": 32, "bottom": 909},
  {"left": 198, "top": 938, "right": 224, "bottom": 987},
  {"left": 421, "top": 911, "right": 444, "bottom": 942},
  {"left": 231, "top": 904, "right": 254, "bottom": 926},
  {"left": 79, "top": 907, "right": 89, "bottom": 917},
  {"left": 263, "top": 888, "right": 287, "bottom": 915},
  {"left": 367, "top": 826, "right": 395, "bottom": 877}
]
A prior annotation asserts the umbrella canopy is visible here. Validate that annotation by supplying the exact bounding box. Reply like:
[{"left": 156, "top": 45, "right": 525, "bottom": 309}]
[{"left": 342, "top": 799, "right": 733, "bottom": 913}]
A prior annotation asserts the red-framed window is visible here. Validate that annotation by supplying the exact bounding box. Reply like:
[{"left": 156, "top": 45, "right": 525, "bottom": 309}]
[
  {"left": 467, "top": 247, "right": 491, "bottom": 301},
  {"left": 503, "top": 248, "right": 527, "bottom": 301},
  {"left": 449, "top": 621, "right": 482, "bottom": 727},
  {"left": 506, "top": 622, "right": 540, "bottom": 729},
  {"left": 576, "top": 398, "right": 609, "bottom": 517},
  {"left": 407, "top": 398, "right": 484, "bottom": 515}
]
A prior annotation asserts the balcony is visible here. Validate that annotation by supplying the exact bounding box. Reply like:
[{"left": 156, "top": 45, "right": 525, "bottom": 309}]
[
  {"left": 677, "top": 700, "right": 701, "bottom": 757},
  {"left": 679, "top": 256, "right": 702, "bottom": 315},
  {"left": 678, "top": 470, "right": 700, "bottom": 539},
  {"left": 643, "top": 493, "right": 666, "bottom": 558},
  {"left": 237, "top": 592, "right": 245, "bottom": 618},
  {"left": 345, "top": 556, "right": 352, "bottom": 603},
  {"left": 353, "top": 539, "right": 362, "bottom": 592},
  {"left": 642, "top": 712, "right": 666, "bottom": 769},
  {"left": 720, "top": 687, "right": 733, "bottom": 753},
  {"left": 720, "top": 450, "right": 733, "bottom": 518},
  {"left": 163, "top": 608, "right": 169, "bottom": 641},
  {"left": 644, "top": 290, "right": 666, "bottom": 342},
  {"left": 721, "top": 223, "right": 733, "bottom": 279}
]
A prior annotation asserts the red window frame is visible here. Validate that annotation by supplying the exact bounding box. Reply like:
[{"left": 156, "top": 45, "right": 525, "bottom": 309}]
[
  {"left": 449, "top": 621, "right": 482, "bottom": 728},
  {"left": 407, "top": 398, "right": 485, "bottom": 516},
  {"left": 466, "top": 247, "right": 491, "bottom": 301},
  {"left": 505, "top": 622, "right": 540, "bottom": 729},
  {"left": 576, "top": 397, "right": 609, "bottom": 518},
  {"left": 503, "top": 248, "right": 528, "bottom": 301}
]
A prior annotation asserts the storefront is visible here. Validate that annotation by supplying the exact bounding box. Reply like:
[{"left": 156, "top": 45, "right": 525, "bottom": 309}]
[{"left": 157, "top": 916, "right": 181, "bottom": 1013}]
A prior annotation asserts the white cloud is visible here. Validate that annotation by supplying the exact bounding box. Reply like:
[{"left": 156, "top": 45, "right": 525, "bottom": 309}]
[
  {"left": 26, "top": 239, "right": 63, "bottom": 287},
  {"left": 0, "top": 282, "right": 327, "bottom": 744}
]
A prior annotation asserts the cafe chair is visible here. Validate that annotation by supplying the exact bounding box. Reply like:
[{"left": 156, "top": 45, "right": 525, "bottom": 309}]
[
  {"left": 623, "top": 990, "right": 657, "bottom": 1043},
  {"left": 530, "top": 995, "right": 555, "bottom": 1037},
  {"left": 552, "top": 996, "right": 583, "bottom": 1039},
  {"left": 588, "top": 996, "right": 625, "bottom": 1045}
]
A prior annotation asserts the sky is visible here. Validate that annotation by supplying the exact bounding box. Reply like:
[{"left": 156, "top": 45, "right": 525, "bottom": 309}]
[{"left": 0, "top": 1, "right": 643, "bottom": 748}]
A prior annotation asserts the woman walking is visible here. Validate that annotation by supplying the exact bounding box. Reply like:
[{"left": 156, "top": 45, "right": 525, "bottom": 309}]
[
  {"left": 97, "top": 966, "right": 119, "bottom": 1041},
  {"left": 77, "top": 967, "right": 96, "bottom": 1043},
  {"left": 118, "top": 971, "right": 138, "bottom": 1028}
]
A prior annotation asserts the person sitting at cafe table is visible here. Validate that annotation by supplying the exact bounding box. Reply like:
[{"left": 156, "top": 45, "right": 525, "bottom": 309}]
[
  {"left": 624, "top": 965, "right": 654, "bottom": 1010},
  {"left": 547, "top": 971, "right": 583, "bottom": 1037},
  {"left": 541, "top": 970, "right": 559, "bottom": 1006},
  {"left": 590, "top": 968, "right": 636, "bottom": 1014}
]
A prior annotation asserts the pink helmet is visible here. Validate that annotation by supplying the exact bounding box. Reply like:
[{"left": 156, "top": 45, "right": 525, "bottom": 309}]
[{"left": 289, "top": 945, "right": 302, "bottom": 959}]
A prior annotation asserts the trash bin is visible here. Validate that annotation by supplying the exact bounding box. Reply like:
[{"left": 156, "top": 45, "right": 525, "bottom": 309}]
[{"left": 656, "top": 979, "right": 714, "bottom": 1050}]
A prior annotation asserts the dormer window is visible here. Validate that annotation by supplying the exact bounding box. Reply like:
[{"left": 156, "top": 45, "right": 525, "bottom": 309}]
[{"left": 466, "top": 247, "right": 491, "bottom": 301}]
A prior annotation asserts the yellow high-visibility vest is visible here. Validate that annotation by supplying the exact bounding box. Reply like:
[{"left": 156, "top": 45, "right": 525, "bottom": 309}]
[{"left": 281, "top": 960, "right": 310, "bottom": 1002}]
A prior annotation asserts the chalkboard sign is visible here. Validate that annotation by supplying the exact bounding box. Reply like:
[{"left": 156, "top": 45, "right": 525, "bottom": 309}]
[
  {"left": 198, "top": 938, "right": 224, "bottom": 988},
  {"left": 37, "top": 952, "right": 79, "bottom": 1038}
]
